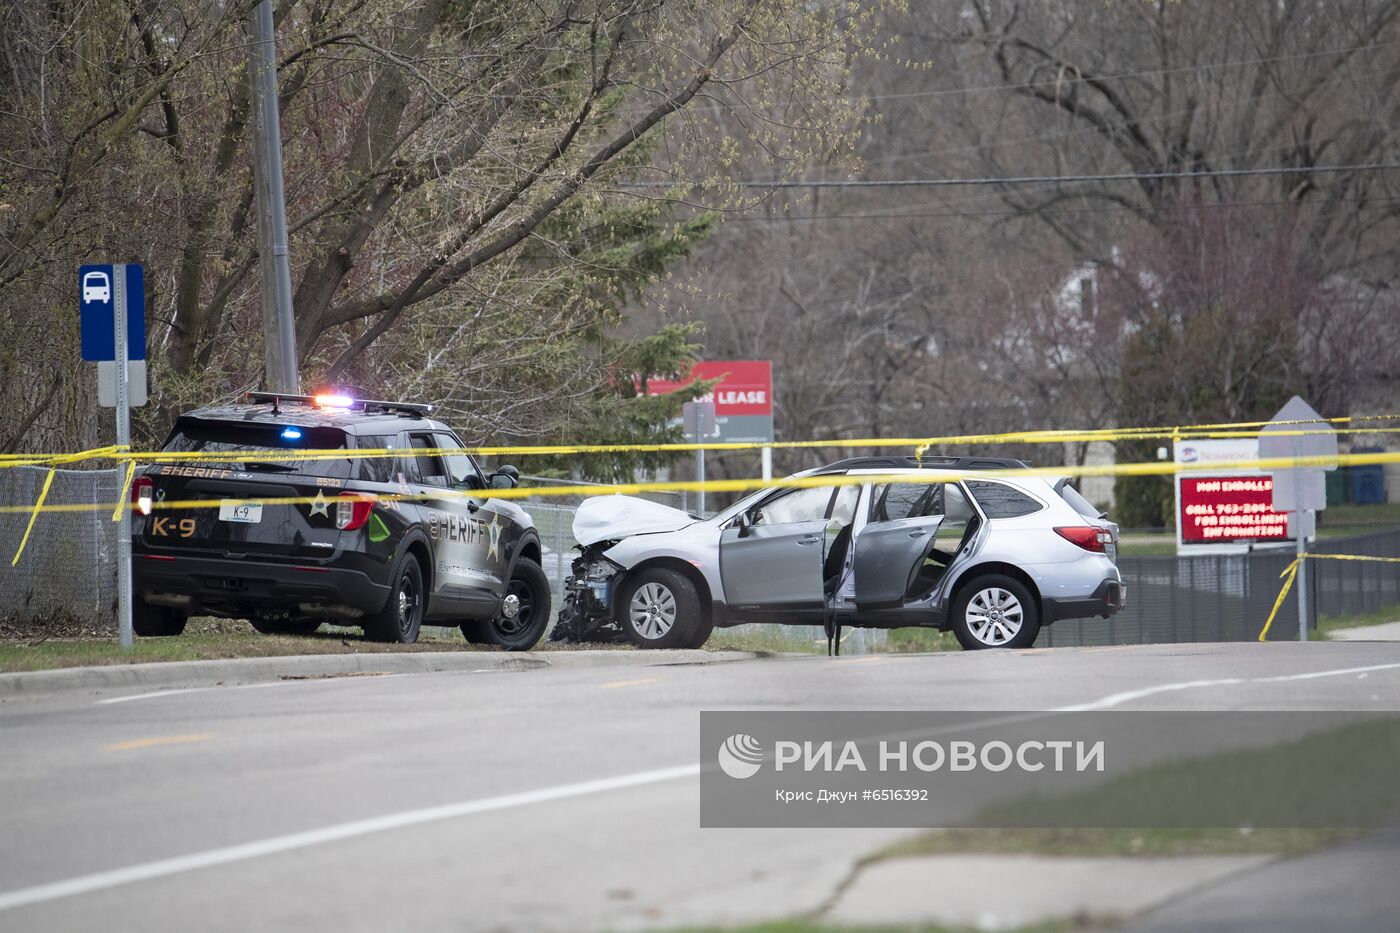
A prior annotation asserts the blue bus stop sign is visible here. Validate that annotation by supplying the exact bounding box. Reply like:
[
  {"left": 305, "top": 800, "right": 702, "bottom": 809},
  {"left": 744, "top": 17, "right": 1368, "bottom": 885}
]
[{"left": 79, "top": 264, "right": 145, "bottom": 361}]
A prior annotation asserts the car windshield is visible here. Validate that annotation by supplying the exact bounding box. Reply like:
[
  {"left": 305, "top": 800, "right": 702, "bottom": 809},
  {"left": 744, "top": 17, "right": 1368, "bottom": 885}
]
[
  {"left": 161, "top": 419, "right": 353, "bottom": 478},
  {"left": 711, "top": 469, "right": 833, "bottom": 523}
]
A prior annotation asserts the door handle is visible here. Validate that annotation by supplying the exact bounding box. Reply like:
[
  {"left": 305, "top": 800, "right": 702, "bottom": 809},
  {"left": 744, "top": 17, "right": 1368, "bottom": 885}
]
[
  {"left": 908, "top": 530, "right": 927, "bottom": 538},
  {"left": 796, "top": 535, "right": 820, "bottom": 546}
]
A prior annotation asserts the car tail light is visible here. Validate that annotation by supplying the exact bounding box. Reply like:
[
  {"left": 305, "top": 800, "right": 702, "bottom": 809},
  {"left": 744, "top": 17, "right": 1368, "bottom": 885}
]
[
  {"left": 132, "top": 476, "right": 154, "bottom": 516},
  {"left": 336, "top": 492, "right": 377, "bottom": 530},
  {"left": 1054, "top": 526, "right": 1112, "bottom": 553}
]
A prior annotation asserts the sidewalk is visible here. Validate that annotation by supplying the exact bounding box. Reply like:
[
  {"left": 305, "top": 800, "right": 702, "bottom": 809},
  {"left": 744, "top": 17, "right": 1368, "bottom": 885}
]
[
  {"left": 0, "top": 648, "right": 760, "bottom": 699},
  {"left": 1328, "top": 620, "right": 1400, "bottom": 641},
  {"left": 823, "top": 853, "right": 1272, "bottom": 930}
]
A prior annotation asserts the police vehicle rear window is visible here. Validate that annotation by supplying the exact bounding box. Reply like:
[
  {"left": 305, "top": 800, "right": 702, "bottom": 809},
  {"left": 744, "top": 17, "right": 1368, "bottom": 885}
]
[
  {"left": 965, "top": 480, "right": 1044, "bottom": 518},
  {"left": 162, "top": 420, "right": 353, "bottom": 479}
]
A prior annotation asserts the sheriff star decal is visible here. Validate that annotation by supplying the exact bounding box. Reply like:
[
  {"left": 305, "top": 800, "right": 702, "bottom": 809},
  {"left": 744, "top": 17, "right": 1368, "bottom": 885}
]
[
  {"left": 310, "top": 489, "right": 330, "bottom": 517},
  {"left": 487, "top": 513, "right": 502, "bottom": 561}
]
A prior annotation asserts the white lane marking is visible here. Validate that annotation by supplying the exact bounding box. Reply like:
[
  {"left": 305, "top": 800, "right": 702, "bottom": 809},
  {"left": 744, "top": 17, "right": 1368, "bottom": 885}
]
[
  {"left": 1056, "top": 661, "right": 1400, "bottom": 711},
  {"left": 0, "top": 764, "right": 699, "bottom": 913}
]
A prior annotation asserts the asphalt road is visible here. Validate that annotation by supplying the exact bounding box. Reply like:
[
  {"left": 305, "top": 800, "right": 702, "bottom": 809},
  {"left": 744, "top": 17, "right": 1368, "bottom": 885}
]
[{"left": 2, "top": 640, "right": 1399, "bottom": 933}]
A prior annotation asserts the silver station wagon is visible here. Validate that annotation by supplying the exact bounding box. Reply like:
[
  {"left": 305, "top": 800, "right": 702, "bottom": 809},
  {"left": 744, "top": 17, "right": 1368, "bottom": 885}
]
[{"left": 552, "top": 456, "right": 1125, "bottom": 650}]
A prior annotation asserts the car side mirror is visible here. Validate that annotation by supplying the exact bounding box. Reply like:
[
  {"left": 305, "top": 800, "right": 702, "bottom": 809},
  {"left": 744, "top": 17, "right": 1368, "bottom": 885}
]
[
  {"left": 736, "top": 510, "right": 755, "bottom": 537},
  {"left": 489, "top": 464, "right": 520, "bottom": 489}
]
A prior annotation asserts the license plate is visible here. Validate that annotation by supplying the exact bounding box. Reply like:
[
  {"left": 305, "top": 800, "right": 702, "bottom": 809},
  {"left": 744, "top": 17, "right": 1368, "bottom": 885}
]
[{"left": 218, "top": 501, "right": 262, "bottom": 523}]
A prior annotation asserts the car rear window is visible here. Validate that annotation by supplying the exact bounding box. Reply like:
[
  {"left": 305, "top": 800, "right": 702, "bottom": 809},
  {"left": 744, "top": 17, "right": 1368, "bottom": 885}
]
[
  {"left": 161, "top": 420, "right": 353, "bottom": 478},
  {"left": 1056, "top": 480, "right": 1103, "bottom": 519},
  {"left": 356, "top": 434, "right": 403, "bottom": 483},
  {"left": 965, "top": 480, "right": 1044, "bottom": 518}
]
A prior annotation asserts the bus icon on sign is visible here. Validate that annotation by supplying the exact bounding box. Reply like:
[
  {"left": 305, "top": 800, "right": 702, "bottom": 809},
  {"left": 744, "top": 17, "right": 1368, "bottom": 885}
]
[{"left": 82, "top": 270, "right": 111, "bottom": 303}]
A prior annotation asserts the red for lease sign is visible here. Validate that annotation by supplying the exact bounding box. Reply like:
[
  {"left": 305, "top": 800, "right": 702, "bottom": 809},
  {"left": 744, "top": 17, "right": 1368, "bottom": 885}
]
[
  {"left": 646, "top": 360, "right": 772, "bottom": 416},
  {"left": 1179, "top": 475, "right": 1290, "bottom": 543}
]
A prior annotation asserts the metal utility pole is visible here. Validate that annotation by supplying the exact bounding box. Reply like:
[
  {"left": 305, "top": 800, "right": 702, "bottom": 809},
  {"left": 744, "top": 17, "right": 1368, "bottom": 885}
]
[
  {"left": 113, "top": 267, "right": 133, "bottom": 649},
  {"left": 1294, "top": 435, "right": 1309, "bottom": 642},
  {"left": 247, "top": 0, "right": 300, "bottom": 394}
]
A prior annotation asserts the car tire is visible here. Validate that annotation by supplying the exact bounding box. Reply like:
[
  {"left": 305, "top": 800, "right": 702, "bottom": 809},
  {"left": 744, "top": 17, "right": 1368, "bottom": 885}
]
[
  {"left": 684, "top": 615, "right": 715, "bottom": 649},
  {"left": 461, "top": 557, "right": 551, "bottom": 651},
  {"left": 950, "top": 574, "right": 1040, "bottom": 650},
  {"left": 618, "top": 568, "right": 700, "bottom": 650},
  {"left": 132, "top": 598, "right": 187, "bottom": 637},
  {"left": 363, "top": 554, "right": 424, "bottom": 643},
  {"left": 250, "top": 620, "right": 322, "bottom": 637}
]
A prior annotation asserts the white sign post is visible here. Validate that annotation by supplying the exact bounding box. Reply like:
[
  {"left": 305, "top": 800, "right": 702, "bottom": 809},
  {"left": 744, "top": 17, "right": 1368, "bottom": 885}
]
[
  {"left": 1259, "top": 396, "right": 1338, "bottom": 642},
  {"left": 80, "top": 262, "right": 146, "bottom": 648}
]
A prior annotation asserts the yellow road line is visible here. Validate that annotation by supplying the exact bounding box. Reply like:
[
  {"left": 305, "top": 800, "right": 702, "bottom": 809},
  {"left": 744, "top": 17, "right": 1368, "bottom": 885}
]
[
  {"left": 104, "top": 733, "right": 212, "bottom": 753},
  {"left": 600, "top": 677, "right": 660, "bottom": 689}
]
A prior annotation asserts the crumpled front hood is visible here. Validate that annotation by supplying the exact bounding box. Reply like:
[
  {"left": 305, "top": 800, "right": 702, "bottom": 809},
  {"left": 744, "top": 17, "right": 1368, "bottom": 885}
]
[{"left": 572, "top": 495, "right": 697, "bottom": 546}]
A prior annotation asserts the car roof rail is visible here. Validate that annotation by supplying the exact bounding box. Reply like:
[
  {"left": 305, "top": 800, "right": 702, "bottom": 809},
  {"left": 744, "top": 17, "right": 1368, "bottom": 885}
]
[
  {"left": 245, "top": 391, "right": 433, "bottom": 417},
  {"left": 819, "top": 454, "right": 1033, "bottom": 472}
]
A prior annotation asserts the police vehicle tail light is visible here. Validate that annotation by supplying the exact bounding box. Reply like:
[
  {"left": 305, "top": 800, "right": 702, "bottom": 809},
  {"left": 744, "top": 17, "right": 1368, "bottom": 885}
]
[
  {"left": 1054, "top": 526, "right": 1111, "bottom": 553},
  {"left": 132, "top": 476, "right": 154, "bottom": 516},
  {"left": 336, "top": 492, "right": 378, "bottom": 530}
]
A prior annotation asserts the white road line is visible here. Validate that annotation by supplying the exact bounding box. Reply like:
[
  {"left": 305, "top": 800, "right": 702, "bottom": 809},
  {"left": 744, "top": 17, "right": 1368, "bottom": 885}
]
[
  {"left": 0, "top": 764, "right": 699, "bottom": 913},
  {"left": 1055, "top": 661, "right": 1400, "bottom": 711}
]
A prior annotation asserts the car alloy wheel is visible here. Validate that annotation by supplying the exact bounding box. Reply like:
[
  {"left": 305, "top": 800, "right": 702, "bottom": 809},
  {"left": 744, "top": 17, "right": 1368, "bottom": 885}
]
[
  {"left": 628, "top": 581, "right": 677, "bottom": 640},
  {"left": 964, "top": 586, "right": 1023, "bottom": 647}
]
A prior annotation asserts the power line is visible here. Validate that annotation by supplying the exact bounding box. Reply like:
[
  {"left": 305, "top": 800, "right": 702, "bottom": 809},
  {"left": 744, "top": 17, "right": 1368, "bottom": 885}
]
[
  {"left": 622, "top": 162, "right": 1400, "bottom": 190},
  {"left": 721, "top": 194, "right": 1400, "bottom": 223}
]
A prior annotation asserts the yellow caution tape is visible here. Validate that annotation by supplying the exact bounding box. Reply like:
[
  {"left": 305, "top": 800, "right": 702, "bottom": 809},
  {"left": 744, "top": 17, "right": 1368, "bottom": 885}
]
[
  {"left": 112, "top": 461, "right": 136, "bottom": 523},
  {"left": 5, "top": 448, "right": 1400, "bottom": 519},
  {"left": 10, "top": 468, "right": 55, "bottom": 566},
  {"left": 0, "top": 415, "right": 1397, "bottom": 467},
  {"left": 1258, "top": 554, "right": 1400, "bottom": 642}
]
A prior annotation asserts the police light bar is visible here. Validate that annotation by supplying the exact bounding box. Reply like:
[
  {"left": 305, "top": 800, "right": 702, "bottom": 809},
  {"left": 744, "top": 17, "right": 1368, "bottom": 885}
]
[{"left": 245, "top": 391, "right": 433, "bottom": 415}]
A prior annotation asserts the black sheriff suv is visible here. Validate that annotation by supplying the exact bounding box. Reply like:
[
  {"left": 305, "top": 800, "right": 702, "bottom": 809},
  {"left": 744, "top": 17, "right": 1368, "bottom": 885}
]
[{"left": 129, "top": 392, "right": 549, "bottom": 649}]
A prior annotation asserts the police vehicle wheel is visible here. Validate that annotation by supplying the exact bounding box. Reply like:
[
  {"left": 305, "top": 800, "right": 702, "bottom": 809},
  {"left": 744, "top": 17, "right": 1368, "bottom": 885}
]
[
  {"left": 363, "top": 554, "right": 424, "bottom": 643},
  {"left": 463, "top": 557, "right": 551, "bottom": 651},
  {"left": 619, "top": 568, "right": 700, "bottom": 650},
  {"left": 250, "top": 620, "right": 322, "bottom": 637},
  {"left": 132, "top": 598, "right": 187, "bottom": 638},
  {"left": 951, "top": 574, "right": 1040, "bottom": 650}
]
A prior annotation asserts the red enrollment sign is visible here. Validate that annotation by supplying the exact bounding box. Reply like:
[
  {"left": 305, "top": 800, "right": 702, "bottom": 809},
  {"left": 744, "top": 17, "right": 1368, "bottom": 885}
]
[{"left": 1178, "top": 475, "right": 1290, "bottom": 543}]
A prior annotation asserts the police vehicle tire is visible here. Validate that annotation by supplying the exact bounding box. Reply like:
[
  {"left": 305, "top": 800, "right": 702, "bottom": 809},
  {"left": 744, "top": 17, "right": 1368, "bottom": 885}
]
[
  {"left": 618, "top": 568, "right": 700, "bottom": 650},
  {"left": 250, "top": 620, "right": 322, "bottom": 637},
  {"left": 132, "top": 598, "right": 187, "bottom": 638},
  {"left": 363, "top": 553, "right": 424, "bottom": 643},
  {"left": 950, "top": 573, "right": 1040, "bottom": 650},
  {"left": 462, "top": 556, "right": 551, "bottom": 651}
]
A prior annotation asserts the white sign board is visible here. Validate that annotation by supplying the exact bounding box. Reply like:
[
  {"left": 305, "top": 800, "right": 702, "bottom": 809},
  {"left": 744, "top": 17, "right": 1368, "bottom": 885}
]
[
  {"left": 1174, "top": 438, "right": 1294, "bottom": 555},
  {"left": 1258, "top": 396, "right": 1336, "bottom": 513},
  {"left": 97, "top": 360, "right": 148, "bottom": 407}
]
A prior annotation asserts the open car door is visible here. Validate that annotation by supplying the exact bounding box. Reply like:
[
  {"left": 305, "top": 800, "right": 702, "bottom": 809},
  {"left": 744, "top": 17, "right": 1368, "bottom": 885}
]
[
  {"left": 720, "top": 519, "right": 828, "bottom": 622},
  {"left": 852, "top": 514, "right": 944, "bottom": 610},
  {"left": 719, "top": 482, "right": 855, "bottom": 622}
]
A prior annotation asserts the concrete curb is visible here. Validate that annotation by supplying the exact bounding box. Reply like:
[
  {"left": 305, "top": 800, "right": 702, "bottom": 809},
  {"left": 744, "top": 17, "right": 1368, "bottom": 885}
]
[{"left": 0, "top": 648, "right": 761, "bottom": 699}]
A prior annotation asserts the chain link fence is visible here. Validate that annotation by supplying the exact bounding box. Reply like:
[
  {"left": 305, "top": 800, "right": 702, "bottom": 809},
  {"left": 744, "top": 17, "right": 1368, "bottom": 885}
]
[
  {"left": 0, "top": 467, "right": 119, "bottom": 630},
  {"left": 1044, "top": 528, "right": 1400, "bottom": 646}
]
